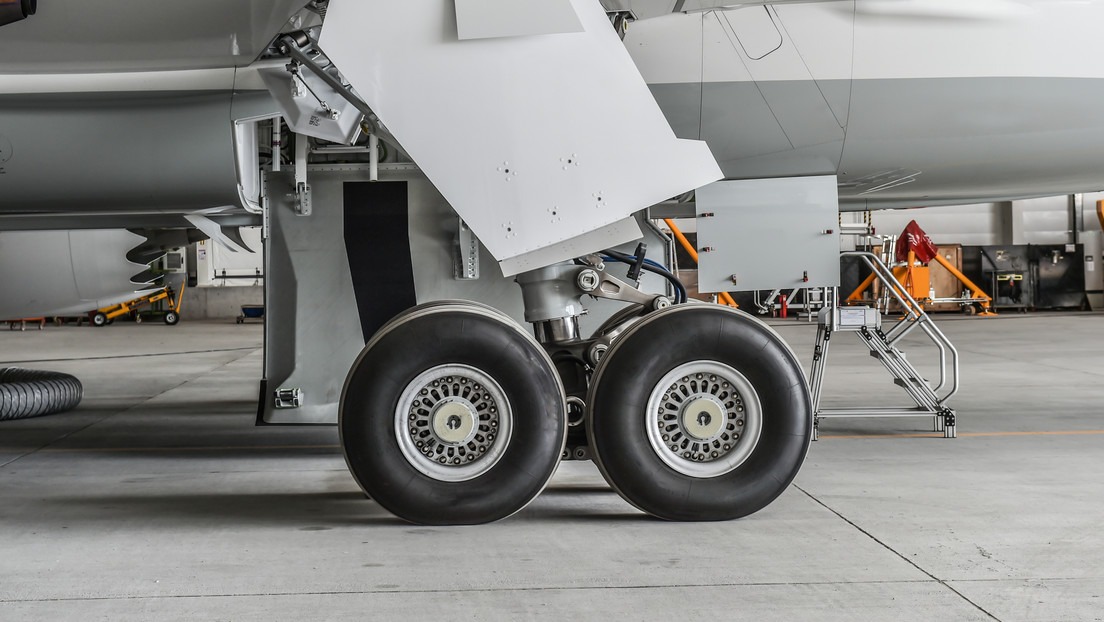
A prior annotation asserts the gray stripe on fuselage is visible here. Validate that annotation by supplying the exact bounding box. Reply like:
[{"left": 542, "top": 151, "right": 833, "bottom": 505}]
[{"left": 650, "top": 77, "right": 1104, "bottom": 209}]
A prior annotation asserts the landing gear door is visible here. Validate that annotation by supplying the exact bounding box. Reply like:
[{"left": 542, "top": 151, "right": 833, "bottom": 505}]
[{"left": 696, "top": 175, "right": 840, "bottom": 293}]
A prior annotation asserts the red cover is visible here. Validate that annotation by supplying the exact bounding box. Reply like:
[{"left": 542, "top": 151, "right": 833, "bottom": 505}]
[{"left": 895, "top": 220, "right": 939, "bottom": 264}]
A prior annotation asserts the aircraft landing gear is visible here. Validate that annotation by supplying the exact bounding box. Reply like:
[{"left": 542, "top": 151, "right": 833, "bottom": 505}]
[
  {"left": 340, "top": 302, "right": 567, "bottom": 525},
  {"left": 339, "top": 262, "right": 812, "bottom": 524},
  {"left": 587, "top": 305, "right": 812, "bottom": 520}
]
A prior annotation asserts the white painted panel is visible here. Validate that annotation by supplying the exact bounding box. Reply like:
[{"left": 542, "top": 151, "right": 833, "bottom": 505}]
[
  {"left": 321, "top": 0, "right": 721, "bottom": 275},
  {"left": 696, "top": 176, "right": 840, "bottom": 292},
  {"left": 621, "top": 12, "right": 704, "bottom": 86},
  {"left": 455, "top": 0, "right": 584, "bottom": 40},
  {"left": 722, "top": 6, "right": 781, "bottom": 60},
  {"left": 628, "top": 1, "right": 1104, "bottom": 85}
]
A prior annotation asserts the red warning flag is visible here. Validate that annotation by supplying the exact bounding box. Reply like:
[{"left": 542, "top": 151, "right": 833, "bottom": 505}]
[{"left": 895, "top": 220, "right": 939, "bottom": 264}]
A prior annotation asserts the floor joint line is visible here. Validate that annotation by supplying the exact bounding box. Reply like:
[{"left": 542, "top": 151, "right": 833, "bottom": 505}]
[{"left": 795, "top": 484, "right": 1002, "bottom": 621}]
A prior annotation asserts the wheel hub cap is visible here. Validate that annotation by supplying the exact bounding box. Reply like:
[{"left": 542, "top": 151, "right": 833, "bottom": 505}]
[
  {"left": 682, "top": 396, "right": 726, "bottom": 440},
  {"left": 431, "top": 399, "right": 477, "bottom": 444},
  {"left": 394, "top": 364, "right": 511, "bottom": 482},
  {"left": 645, "top": 361, "right": 763, "bottom": 478}
]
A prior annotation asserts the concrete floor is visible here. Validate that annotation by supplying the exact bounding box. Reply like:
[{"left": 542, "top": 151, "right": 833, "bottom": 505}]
[{"left": 1, "top": 314, "right": 1102, "bottom": 621}]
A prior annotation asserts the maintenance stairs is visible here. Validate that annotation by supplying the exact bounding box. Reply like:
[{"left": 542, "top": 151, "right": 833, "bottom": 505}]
[{"left": 809, "top": 251, "right": 959, "bottom": 440}]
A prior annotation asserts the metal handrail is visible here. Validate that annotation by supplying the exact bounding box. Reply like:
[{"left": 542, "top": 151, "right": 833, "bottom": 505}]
[{"left": 841, "top": 251, "right": 960, "bottom": 403}]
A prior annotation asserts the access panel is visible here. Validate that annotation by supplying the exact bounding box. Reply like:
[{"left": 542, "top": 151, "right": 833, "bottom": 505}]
[{"left": 696, "top": 176, "right": 840, "bottom": 293}]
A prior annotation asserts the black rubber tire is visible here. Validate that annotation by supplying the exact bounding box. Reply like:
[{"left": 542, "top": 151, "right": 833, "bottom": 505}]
[
  {"left": 587, "top": 305, "right": 812, "bottom": 521},
  {"left": 0, "top": 368, "right": 83, "bottom": 421},
  {"left": 164, "top": 311, "right": 179, "bottom": 325},
  {"left": 92, "top": 313, "right": 107, "bottom": 327},
  {"left": 340, "top": 304, "right": 567, "bottom": 525}
]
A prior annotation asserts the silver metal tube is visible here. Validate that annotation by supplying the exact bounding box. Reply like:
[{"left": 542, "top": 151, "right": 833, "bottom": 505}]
[
  {"left": 369, "top": 134, "right": 379, "bottom": 182},
  {"left": 272, "top": 117, "right": 282, "bottom": 173}
]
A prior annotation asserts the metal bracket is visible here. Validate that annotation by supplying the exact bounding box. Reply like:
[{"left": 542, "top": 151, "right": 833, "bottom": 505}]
[
  {"left": 274, "top": 387, "right": 303, "bottom": 409},
  {"left": 588, "top": 269, "right": 670, "bottom": 310},
  {"left": 277, "top": 31, "right": 401, "bottom": 150},
  {"left": 294, "top": 182, "right": 312, "bottom": 216},
  {"left": 292, "top": 132, "right": 312, "bottom": 216},
  {"left": 455, "top": 218, "right": 480, "bottom": 280}
]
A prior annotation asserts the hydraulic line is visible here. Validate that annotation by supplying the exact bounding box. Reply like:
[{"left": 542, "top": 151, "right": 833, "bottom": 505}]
[{"left": 601, "top": 250, "right": 687, "bottom": 304}]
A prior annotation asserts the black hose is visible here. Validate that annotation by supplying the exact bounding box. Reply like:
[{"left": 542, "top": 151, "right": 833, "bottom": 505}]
[
  {"left": 0, "top": 368, "right": 83, "bottom": 421},
  {"left": 602, "top": 250, "right": 687, "bottom": 304}
]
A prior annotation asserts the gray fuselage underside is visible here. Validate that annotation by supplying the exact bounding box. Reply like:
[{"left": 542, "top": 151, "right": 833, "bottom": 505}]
[{"left": 651, "top": 76, "right": 1104, "bottom": 209}]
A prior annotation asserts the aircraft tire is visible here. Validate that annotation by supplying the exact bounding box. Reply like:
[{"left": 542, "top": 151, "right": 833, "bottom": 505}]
[
  {"left": 0, "top": 368, "right": 83, "bottom": 422},
  {"left": 587, "top": 305, "right": 811, "bottom": 521},
  {"left": 340, "top": 303, "right": 567, "bottom": 525}
]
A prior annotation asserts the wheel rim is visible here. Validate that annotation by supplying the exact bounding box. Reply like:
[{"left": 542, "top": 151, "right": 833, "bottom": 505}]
[
  {"left": 645, "top": 361, "right": 763, "bottom": 478},
  {"left": 394, "top": 364, "right": 513, "bottom": 482}
]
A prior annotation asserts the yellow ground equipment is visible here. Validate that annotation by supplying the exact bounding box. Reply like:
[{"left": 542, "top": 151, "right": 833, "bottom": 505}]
[{"left": 91, "top": 284, "right": 185, "bottom": 327}]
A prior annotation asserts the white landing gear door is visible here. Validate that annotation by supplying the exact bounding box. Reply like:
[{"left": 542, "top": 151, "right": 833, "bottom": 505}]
[{"left": 320, "top": 0, "right": 721, "bottom": 276}]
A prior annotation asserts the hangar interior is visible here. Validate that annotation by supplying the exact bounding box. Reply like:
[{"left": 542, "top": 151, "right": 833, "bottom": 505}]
[{"left": 3, "top": 0, "right": 1104, "bottom": 620}]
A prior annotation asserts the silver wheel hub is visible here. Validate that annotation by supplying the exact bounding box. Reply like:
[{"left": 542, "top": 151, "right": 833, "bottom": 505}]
[
  {"left": 646, "top": 361, "right": 763, "bottom": 478},
  {"left": 395, "top": 364, "right": 512, "bottom": 482},
  {"left": 431, "top": 399, "right": 478, "bottom": 444},
  {"left": 681, "top": 395, "right": 726, "bottom": 440}
]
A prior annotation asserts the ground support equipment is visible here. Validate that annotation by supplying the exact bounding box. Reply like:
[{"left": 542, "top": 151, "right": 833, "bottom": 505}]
[
  {"left": 91, "top": 284, "right": 185, "bottom": 327},
  {"left": 809, "top": 252, "right": 959, "bottom": 440}
]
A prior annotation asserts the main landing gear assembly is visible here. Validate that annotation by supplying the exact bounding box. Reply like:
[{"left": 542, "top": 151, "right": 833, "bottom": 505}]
[{"left": 339, "top": 255, "right": 813, "bottom": 525}]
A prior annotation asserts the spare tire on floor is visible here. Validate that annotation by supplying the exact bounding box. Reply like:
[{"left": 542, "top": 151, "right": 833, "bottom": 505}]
[{"left": 0, "top": 368, "right": 83, "bottom": 422}]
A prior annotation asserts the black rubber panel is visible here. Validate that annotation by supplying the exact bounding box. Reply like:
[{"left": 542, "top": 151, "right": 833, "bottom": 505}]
[
  {"left": 343, "top": 181, "right": 418, "bottom": 341},
  {"left": 0, "top": 368, "right": 83, "bottom": 421},
  {"left": 341, "top": 305, "right": 566, "bottom": 525},
  {"left": 587, "top": 305, "right": 812, "bottom": 521}
]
